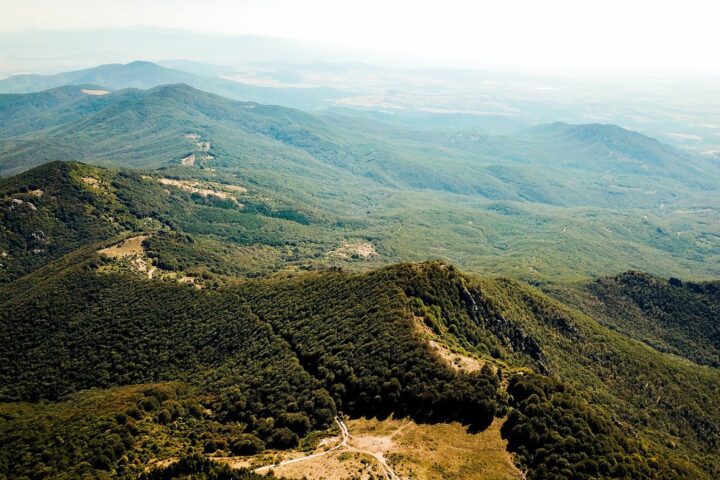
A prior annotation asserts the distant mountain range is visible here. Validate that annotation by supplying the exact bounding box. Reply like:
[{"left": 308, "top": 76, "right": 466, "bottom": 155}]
[
  {"left": 0, "top": 28, "right": 386, "bottom": 76},
  {"left": 0, "top": 60, "right": 349, "bottom": 110},
  {"left": 1, "top": 79, "right": 719, "bottom": 282}
]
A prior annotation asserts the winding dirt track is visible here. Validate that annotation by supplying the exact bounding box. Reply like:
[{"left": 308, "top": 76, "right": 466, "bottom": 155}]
[{"left": 254, "top": 416, "right": 402, "bottom": 479}]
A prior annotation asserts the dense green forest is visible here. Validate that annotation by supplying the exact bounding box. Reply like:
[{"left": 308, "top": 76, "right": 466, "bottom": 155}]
[
  {"left": 137, "top": 455, "right": 278, "bottom": 480},
  {"left": 2, "top": 252, "right": 718, "bottom": 478},
  {"left": 583, "top": 272, "right": 720, "bottom": 366},
  {"left": 0, "top": 161, "right": 343, "bottom": 283},
  {"left": 503, "top": 374, "right": 696, "bottom": 479},
  {"left": 0, "top": 260, "right": 503, "bottom": 477}
]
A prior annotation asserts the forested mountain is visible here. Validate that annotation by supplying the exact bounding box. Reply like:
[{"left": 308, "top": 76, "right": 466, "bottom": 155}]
[
  {"left": 0, "top": 161, "right": 350, "bottom": 283},
  {"left": 2, "top": 249, "right": 719, "bottom": 478},
  {"left": 2, "top": 96, "right": 720, "bottom": 285},
  {"left": 549, "top": 271, "right": 720, "bottom": 367},
  {"left": 0, "top": 161, "right": 718, "bottom": 477}
]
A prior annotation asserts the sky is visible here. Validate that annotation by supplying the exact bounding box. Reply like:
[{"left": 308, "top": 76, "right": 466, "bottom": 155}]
[{"left": 2, "top": 0, "right": 719, "bottom": 71}]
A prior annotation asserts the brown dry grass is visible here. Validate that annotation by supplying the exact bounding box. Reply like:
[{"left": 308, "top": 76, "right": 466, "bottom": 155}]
[
  {"left": 356, "top": 417, "right": 522, "bottom": 480},
  {"left": 98, "top": 235, "right": 148, "bottom": 258},
  {"left": 270, "top": 451, "right": 384, "bottom": 479},
  {"left": 232, "top": 417, "right": 521, "bottom": 480}
]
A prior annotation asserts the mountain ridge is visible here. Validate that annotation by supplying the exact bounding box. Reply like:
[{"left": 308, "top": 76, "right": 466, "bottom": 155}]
[
  {"left": 0, "top": 60, "right": 349, "bottom": 111},
  {"left": 1, "top": 245, "right": 717, "bottom": 478}
]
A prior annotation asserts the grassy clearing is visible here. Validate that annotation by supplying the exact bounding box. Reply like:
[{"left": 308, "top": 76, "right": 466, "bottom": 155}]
[{"left": 255, "top": 417, "right": 523, "bottom": 480}]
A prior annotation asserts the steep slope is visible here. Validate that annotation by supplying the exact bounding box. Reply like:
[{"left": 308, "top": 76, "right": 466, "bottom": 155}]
[
  {"left": 0, "top": 161, "right": 138, "bottom": 280},
  {"left": 396, "top": 265, "right": 720, "bottom": 478},
  {"left": 0, "top": 61, "right": 348, "bottom": 110},
  {"left": 0, "top": 259, "right": 503, "bottom": 478},
  {"left": 550, "top": 272, "right": 720, "bottom": 367}
]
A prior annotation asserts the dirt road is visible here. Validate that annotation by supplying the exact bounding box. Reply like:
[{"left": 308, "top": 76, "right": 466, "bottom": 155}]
[{"left": 253, "top": 416, "right": 402, "bottom": 479}]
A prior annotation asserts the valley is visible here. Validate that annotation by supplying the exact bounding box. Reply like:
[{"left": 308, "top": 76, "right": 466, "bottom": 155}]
[{"left": 1, "top": 79, "right": 719, "bottom": 282}]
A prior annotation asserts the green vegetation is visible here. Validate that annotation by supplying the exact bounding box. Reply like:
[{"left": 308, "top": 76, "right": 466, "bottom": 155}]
[
  {"left": 547, "top": 272, "right": 720, "bottom": 367},
  {"left": 0, "top": 382, "right": 290, "bottom": 479},
  {"left": 0, "top": 260, "right": 505, "bottom": 477},
  {"left": 0, "top": 161, "right": 135, "bottom": 281},
  {"left": 2, "top": 84, "right": 719, "bottom": 282},
  {"left": 503, "top": 373, "right": 697, "bottom": 479},
  {"left": 1, "top": 383, "right": 191, "bottom": 478},
  {"left": 2, "top": 253, "right": 718, "bottom": 477},
  {"left": 138, "top": 455, "right": 274, "bottom": 480},
  {"left": 476, "top": 276, "right": 720, "bottom": 479},
  {"left": 0, "top": 161, "right": 342, "bottom": 283}
]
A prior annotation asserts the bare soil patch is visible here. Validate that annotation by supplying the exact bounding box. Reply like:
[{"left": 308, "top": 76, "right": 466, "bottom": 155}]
[
  {"left": 428, "top": 339, "right": 485, "bottom": 372},
  {"left": 329, "top": 241, "right": 378, "bottom": 259},
  {"left": 242, "top": 417, "right": 521, "bottom": 479},
  {"left": 414, "top": 318, "right": 485, "bottom": 373},
  {"left": 81, "top": 177, "right": 101, "bottom": 188},
  {"left": 98, "top": 236, "right": 148, "bottom": 258},
  {"left": 154, "top": 178, "right": 245, "bottom": 201}
]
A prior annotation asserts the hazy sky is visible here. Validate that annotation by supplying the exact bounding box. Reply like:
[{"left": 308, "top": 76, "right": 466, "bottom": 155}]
[{"left": 2, "top": 0, "right": 719, "bottom": 71}]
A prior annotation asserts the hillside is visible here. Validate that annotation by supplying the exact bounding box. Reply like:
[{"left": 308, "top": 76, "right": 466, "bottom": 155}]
[
  {"left": 2, "top": 255, "right": 718, "bottom": 478},
  {"left": 521, "top": 122, "right": 691, "bottom": 172},
  {"left": 3, "top": 152, "right": 720, "bottom": 290},
  {"left": 548, "top": 271, "right": 720, "bottom": 367},
  {"left": 3, "top": 82, "right": 719, "bottom": 206},
  {"left": 1, "top": 81, "right": 720, "bottom": 285},
  {"left": 0, "top": 161, "right": 359, "bottom": 283}
]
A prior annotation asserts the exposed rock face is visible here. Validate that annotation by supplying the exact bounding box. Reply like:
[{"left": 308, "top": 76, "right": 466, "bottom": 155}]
[
  {"left": 27, "top": 230, "right": 49, "bottom": 254},
  {"left": 461, "top": 286, "right": 549, "bottom": 373}
]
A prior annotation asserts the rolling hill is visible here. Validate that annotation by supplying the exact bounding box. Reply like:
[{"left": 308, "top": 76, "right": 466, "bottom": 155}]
[
  {"left": 2, "top": 81, "right": 718, "bottom": 207},
  {"left": 0, "top": 161, "right": 352, "bottom": 283},
  {"left": 2, "top": 103, "right": 720, "bottom": 285}
]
